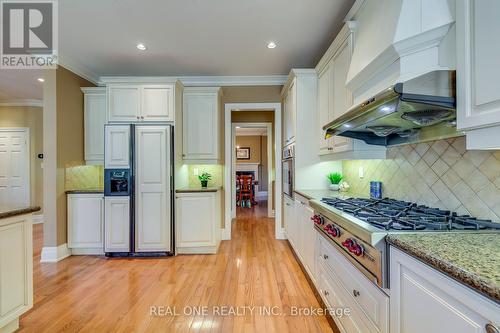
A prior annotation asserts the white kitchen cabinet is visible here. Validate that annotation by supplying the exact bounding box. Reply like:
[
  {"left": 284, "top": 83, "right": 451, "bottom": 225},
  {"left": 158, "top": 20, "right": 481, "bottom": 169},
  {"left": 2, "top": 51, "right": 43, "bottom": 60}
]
[
  {"left": 294, "top": 195, "right": 317, "bottom": 285},
  {"left": 135, "top": 126, "right": 171, "bottom": 252},
  {"left": 457, "top": 0, "right": 500, "bottom": 149},
  {"left": 182, "top": 87, "right": 221, "bottom": 162},
  {"left": 108, "top": 85, "right": 141, "bottom": 122},
  {"left": 104, "top": 197, "right": 130, "bottom": 253},
  {"left": 67, "top": 193, "right": 104, "bottom": 255},
  {"left": 390, "top": 246, "right": 500, "bottom": 333},
  {"left": 104, "top": 125, "right": 130, "bottom": 168},
  {"left": 283, "top": 195, "right": 297, "bottom": 251},
  {"left": 141, "top": 85, "right": 174, "bottom": 122},
  {"left": 176, "top": 191, "right": 221, "bottom": 254},
  {"left": 0, "top": 214, "right": 33, "bottom": 333},
  {"left": 82, "top": 87, "right": 107, "bottom": 165},
  {"left": 283, "top": 79, "right": 296, "bottom": 146},
  {"left": 108, "top": 84, "right": 175, "bottom": 123},
  {"left": 316, "top": 23, "right": 356, "bottom": 156}
]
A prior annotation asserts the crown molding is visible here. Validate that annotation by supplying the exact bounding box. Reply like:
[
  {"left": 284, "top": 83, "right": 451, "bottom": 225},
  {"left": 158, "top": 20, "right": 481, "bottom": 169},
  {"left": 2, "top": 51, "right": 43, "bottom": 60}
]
[
  {"left": 179, "top": 75, "right": 287, "bottom": 86},
  {"left": 99, "top": 75, "right": 287, "bottom": 86},
  {"left": 0, "top": 99, "right": 43, "bottom": 107},
  {"left": 58, "top": 54, "right": 101, "bottom": 85}
]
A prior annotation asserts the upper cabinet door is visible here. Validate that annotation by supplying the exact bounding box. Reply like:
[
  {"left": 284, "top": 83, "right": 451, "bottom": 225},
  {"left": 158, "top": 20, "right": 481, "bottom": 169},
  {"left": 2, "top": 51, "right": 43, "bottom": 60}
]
[
  {"left": 457, "top": 0, "right": 500, "bottom": 149},
  {"left": 83, "top": 90, "right": 107, "bottom": 164},
  {"left": 104, "top": 125, "right": 130, "bottom": 168},
  {"left": 182, "top": 88, "right": 220, "bottom": 161},
  {"left": 108, "top": 85, "right": 141, "bottom": 122},
  {"left": 318, "top": 63, "right": 333, "bottom": 154},
  {"left": 141, "top": 85, "right": 174, "bottom": 122}
]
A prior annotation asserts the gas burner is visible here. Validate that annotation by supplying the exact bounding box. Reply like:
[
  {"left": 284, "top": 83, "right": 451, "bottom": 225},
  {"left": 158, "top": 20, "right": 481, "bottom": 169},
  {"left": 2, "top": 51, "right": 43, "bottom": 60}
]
[{"left": 320, "top": 197, "right": 500, "bottom": 232}]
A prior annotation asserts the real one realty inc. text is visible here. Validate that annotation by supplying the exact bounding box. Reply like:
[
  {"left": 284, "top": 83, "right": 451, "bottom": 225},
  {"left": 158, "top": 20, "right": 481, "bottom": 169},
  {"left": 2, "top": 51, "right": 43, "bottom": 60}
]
[{"left": 150, "top": 306, "right": 351, "bottom": 318}]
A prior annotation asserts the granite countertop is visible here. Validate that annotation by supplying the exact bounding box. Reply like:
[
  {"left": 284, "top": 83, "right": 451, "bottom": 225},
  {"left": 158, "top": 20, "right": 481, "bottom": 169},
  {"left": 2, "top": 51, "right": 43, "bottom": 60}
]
[
  {"left": 294, "top": 189, "right": 368, "bottom": 201},
  {"left": 65, "top": 189, "right": 104, "bottom": 194},
  {"left": 176, "top": 186, "right": 222, "bottom": 193},
  {"left": 0, "top": 206, "right": 41, "bottom": 219},
  {"left": 387, "top": 233, "right": 500, "bottom": 303}
]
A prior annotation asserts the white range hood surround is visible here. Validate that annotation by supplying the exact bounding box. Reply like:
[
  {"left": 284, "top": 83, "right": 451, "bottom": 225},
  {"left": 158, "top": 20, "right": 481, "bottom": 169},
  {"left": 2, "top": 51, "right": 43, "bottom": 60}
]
[{"left": 346, "top": 0, "right": 456, "bottom": 105}]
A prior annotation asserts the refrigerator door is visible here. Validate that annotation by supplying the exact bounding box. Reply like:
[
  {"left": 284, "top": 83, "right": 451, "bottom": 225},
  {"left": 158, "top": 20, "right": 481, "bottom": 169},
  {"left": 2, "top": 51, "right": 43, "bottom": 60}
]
[
  {"left": 104, "top": 125, "right": 131, "bottom": 169},
  {"left": 134, "top": 125, "right": 172, "bottom": 252}
]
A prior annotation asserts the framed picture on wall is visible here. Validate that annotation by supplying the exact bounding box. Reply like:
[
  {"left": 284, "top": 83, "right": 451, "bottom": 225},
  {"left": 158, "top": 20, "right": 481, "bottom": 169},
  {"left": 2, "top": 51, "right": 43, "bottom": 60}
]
[{"left": 236, "top": 147, "right": 250, "bottom": 160}]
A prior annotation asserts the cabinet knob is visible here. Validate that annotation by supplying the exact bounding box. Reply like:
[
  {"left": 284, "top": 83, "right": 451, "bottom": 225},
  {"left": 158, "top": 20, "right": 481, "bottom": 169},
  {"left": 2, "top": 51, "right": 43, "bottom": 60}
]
[
  {"left": 486, "top": 324, "right": 500, "bottom": 333},
  {"left": 141, "top": 116, "right": 144, "bottom": 119},
  {"left": 323, "top": 290, "right": 329, "bottom": 296},
  {"left": 136, "top": 116, "right": 140, "bottom": 119},
  {"left": 323, "top": 254, "right": 328, "bottom": 260},
  {"left": 353, "top": 289, "right": 360, "bottom": 297}
]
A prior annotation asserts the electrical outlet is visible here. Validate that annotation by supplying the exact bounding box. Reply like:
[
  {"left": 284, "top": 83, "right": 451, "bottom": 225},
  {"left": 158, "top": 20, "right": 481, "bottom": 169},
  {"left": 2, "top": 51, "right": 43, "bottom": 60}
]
[
  {"left": 193, "top": 168, "right": 199, "bottom": 176},
  {"left": 358, "top": 166, "right": 364, "bottom": 178}
]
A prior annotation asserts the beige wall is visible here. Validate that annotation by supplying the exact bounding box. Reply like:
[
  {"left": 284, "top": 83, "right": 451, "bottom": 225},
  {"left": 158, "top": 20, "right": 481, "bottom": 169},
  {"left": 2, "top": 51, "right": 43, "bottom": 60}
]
[
  {"left": 222, "top": 86, "right": 282, "bottom": 104},
  {"left": 236, "top": 136, "right": 262, "bottom": 164},
  {"left": 0, "top": 106, "right": 43, "bottom": 210},
  {"left": 43, "top": 66, "right": 95, "bottom": 247}
]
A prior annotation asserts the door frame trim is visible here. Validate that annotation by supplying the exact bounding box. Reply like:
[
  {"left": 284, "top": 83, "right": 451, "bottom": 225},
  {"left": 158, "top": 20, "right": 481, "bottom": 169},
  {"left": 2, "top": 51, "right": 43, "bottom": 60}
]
[
  {"left": 223, "top": 103, "right": 283, "bottom": 240},
  {"left": 0, "top": 127, "right": 31, "bottom": 207}
]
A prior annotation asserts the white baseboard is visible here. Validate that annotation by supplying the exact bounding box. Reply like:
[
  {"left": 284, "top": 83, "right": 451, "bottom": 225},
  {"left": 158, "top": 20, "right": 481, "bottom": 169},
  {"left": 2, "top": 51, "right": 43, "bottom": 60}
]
[
  {"left": 32, "top": 214, "right": 44, "bottom": 224},
  {"left": 221, "top": 228, "right": 231, "bottom": 240},
  {"left": 70, "top": 248, "right": 104, "bottom": 255},
  {"left": 40, "top": 243, "right": 71, "bottom": 262},
  {"left": 275, "top": 228, "right": 286, "bottom": 240}
]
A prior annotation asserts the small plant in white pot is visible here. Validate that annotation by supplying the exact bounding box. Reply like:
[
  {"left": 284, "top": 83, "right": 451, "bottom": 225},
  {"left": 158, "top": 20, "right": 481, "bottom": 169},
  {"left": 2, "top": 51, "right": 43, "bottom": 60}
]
[{"left": 327, "top": 172, "right": 343, "bottom": 191}]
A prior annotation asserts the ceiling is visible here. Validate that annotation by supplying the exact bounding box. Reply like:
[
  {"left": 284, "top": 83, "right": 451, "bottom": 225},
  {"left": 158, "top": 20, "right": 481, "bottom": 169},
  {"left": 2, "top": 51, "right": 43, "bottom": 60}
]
[
  {"left": 0, "top": 0, "right": 354, "bottom": 102},
  {"left": 0, "top": 69, "right": 44, "bottom": 103}
]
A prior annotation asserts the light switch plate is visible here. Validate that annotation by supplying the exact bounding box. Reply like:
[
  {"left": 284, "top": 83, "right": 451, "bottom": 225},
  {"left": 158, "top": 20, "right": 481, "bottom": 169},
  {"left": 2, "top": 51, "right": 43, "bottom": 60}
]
[
  {"left": 358, "top": 166, "right": 364, "bottom": 178},
  {"left": 193, "top": 168, "right": 199, "bottom": 176}
]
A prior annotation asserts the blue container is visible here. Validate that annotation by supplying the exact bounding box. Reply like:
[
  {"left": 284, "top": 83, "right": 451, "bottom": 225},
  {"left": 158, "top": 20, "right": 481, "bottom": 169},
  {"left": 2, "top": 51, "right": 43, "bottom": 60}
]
[{"left": 370, "top": 181, "right": 382, "bottom": 199}]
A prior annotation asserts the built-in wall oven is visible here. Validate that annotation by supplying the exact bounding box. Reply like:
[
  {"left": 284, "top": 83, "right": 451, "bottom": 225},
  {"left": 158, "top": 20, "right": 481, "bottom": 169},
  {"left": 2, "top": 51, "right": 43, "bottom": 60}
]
[{"left": 282, "top": 144, "right": 294, "bottom": 198}]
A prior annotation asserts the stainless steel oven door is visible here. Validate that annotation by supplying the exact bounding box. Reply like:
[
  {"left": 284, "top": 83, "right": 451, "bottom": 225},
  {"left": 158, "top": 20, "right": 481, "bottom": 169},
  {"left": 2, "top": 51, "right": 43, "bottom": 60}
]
[{"left": 282, "top": 158, "right": 294, "bottom": 198}]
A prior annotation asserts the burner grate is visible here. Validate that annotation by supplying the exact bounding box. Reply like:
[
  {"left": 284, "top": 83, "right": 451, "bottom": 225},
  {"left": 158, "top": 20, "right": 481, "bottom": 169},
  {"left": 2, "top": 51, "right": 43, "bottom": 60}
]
[{"left": 320, "top": 197, "right": 500, "bottom": 231}]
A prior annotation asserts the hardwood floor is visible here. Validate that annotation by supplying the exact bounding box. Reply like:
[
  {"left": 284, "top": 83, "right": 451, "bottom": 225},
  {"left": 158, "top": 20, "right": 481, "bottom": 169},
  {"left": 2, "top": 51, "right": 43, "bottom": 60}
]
[{"left": 21, "top": 203, "right": 333, "bottom": 332}]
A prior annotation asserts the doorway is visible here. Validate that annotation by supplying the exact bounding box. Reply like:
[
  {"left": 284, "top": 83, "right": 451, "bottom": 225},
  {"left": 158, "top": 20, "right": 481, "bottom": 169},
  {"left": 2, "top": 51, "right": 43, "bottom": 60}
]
[
  {"left": 0, "top": 128, "right": 30, "bottom": 208},
  {"left": 224, "top": 103, "right": 283, "bottom": 240},
  {"left": 233, "top": 123, "right": 272, "bottom": 217}
]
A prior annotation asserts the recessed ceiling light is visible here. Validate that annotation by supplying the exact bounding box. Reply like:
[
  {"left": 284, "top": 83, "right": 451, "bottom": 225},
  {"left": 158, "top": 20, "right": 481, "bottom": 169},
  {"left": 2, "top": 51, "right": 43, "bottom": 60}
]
[
  {"left": 136, "top": 43, "right": 147, "bottom": 51},
  {"left": 37, "top": 78, "right": 44, "bottom": 82},
  {"left": 236, "top": 126, "right": 241, "bottom": 129},
  {"left": 267, "top": 41, "right": 277, "bottom": 49}
]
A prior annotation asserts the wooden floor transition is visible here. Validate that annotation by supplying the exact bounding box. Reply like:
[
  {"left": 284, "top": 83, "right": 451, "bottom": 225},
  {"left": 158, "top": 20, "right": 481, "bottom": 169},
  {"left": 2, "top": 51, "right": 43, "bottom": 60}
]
[{"left": 20, "top": 201, "right": 333, "bottom": 332}]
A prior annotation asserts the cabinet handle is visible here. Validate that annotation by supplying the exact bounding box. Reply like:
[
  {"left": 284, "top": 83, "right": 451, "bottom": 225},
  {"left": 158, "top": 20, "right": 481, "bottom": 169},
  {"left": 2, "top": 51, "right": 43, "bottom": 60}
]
[
  {"left": 323, "top": 290, "right": 329, "bottom": 296},
  {"left": 353, "top": 289, "right": 360, "bottom": 297},
  {"left": 136, "top": 116, "right": 140, "bottom": 120},
  {"left": 141, "top": 116, "right": 144, "bottom": 119},
  {"left": 286, "top": 203, "right": 291, "bottom": 206},
  {"left": 323, "top": 254, "right": 328, "bottom": 260},
  {"left": 486, "top": 323, "right": 500, "bottom": 333}
]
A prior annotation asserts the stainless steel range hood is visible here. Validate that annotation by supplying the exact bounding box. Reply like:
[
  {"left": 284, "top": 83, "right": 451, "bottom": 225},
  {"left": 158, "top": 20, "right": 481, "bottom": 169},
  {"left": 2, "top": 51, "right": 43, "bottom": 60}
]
[{"left": 324, "top": 70, "right": 463, "bottom": 146}]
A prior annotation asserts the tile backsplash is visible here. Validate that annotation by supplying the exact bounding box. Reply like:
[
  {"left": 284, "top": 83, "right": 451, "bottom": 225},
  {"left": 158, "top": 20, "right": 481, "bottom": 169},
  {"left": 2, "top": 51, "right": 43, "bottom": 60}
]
[
  {"left": 65, "top": 165, "right": 104, "bottom": 191},
  {"left": 343, "top": 137, "right": 500, "bottom": 222}
]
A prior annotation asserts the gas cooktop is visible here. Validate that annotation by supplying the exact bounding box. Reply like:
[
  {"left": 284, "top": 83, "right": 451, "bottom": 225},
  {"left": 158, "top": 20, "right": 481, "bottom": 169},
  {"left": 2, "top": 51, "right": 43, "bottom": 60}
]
[{"left": 321, "top": 197, "right": 500, "bottom": 232}]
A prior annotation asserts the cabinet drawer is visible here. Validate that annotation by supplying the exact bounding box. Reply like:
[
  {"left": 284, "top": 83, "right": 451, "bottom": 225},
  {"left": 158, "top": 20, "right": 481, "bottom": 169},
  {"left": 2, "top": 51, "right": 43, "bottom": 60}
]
[
  {"left": 318, "top": 264, "right": 375, "bottom": 333},
  {"left": 318, "top": 235, "right": 389, "bottom": 332}
]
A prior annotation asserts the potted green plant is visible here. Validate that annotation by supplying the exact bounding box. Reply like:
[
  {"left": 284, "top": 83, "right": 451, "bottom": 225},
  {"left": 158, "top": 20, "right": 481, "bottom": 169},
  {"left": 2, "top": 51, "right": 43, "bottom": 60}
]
[
  {"left": 327, "top": 172, "right": 343, "bottom": 191},
  {"left": 198, "top": 172, "right": 212, "bottom": 188}
]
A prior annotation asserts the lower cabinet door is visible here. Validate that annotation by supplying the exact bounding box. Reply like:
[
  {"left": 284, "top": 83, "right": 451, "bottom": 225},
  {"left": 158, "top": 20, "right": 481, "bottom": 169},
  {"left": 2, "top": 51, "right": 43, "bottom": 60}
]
[
  {"left": 390, "top": 247, "right": 500, "bottom": 333},
  {"left": 67, "top": 194, "right": 104, "bottom": 249},
  {"left": 176, "top": 192, "right": 216, "bottom": 248},
  {"left": 0, "top": 217, "right": 33, "bottom": 328},
  {"left": 104, "top": 197, "right": 130, "bottom": 252}
]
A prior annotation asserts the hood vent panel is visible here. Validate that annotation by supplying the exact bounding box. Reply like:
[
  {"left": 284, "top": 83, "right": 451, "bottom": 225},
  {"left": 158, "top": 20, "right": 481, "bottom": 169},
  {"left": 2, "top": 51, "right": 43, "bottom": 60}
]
[{"left": 324, "top": 70, "right": 463, "bottom": 146}]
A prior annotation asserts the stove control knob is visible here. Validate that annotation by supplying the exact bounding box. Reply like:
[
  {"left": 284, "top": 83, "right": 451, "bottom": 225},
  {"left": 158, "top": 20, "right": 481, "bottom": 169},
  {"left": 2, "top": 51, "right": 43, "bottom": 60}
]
[
  {"left": 331, "top": 226, "right": 341, "bottom": 238},
  {"left": 351, "top": 243, "right": 364, "bottom": 257},
  {"left": 342, "top": 238, "right": 354, "bottom": 249}
]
